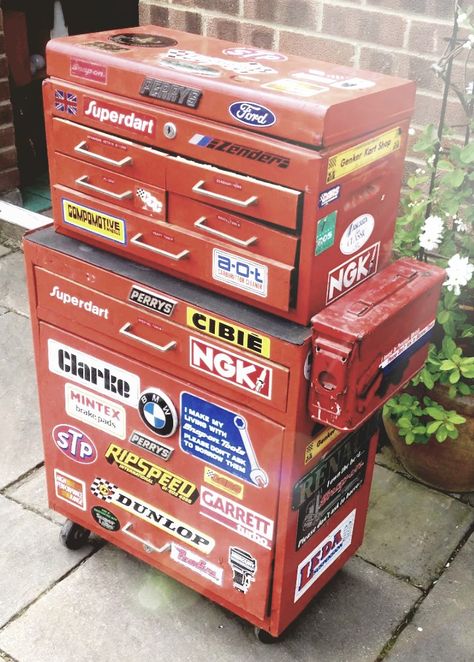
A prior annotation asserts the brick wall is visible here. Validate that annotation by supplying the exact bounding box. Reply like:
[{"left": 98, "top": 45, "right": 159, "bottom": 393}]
[
  {"left": 0, "top": 10, "right": 19, "bottom": 196},
  {"left": 138, "top": 0, "right": 473, "bottom": 172}
]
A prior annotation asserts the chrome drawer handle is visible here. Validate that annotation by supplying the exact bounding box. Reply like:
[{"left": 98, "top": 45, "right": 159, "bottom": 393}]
[
  {"left": 74, "top": 140, "right": 133, "bottom": 167},
  {"left": 192, "top": 180, "right": 258, "bottom": 208},
  {"left": 119, "top": 323, "right": 176, "bottom": 352},
  {"left": 194, "top": 216, "right": 257, "bottom": 247},
  {"left": 130, "top": 233, "right": 190, "bottom": 261},
  {"left": 123, "top": 523, "right": 170, "bottom": 554},
  {"left": 75, "top": 175, "right": 133, "bottom": 200}
]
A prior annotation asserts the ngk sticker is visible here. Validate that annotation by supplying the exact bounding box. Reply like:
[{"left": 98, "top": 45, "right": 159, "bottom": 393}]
[
  {"left": 213, "top": 248, "right": 268, "bottom": 297},
  {"left": 326, "top": 242, "right": 380, "bottom": 304},
  {"left": 189, "top": 337, "right": 272, "bottom": 399},
  {"left": 340, "top": 214, "right": 374, "bottom": 255}
]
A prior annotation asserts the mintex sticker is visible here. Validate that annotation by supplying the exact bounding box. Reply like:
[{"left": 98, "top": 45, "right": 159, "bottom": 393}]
[
  {"left": 213, "top": 249, "right": 268, "bottom": 298},
  {"left": 327, "top": 127, "right": 402, "bottom": 183},
  {"left": 62, "top": 198, "right": 126, "bottom": 244},
  {"left": 170, "top": 543, "right": 223, "bottom": 586},
  {"left": 65, "top": 384, "right": 126, "bottom": 439},
  {"left": 293, "top": 430, "right": 369, "bottom": 550},
  {"left": 326, "top": 242, "right": 380, "bottom": 304},
  {"left": 294, "top": 510, "right": 356, "bottom": 602},
  {"left": 204, "top": 466, "right": 244, "bottom": 500},
  {"left": 316, "top": 212, "right": 337, "bottom": 256},
  {"left": 304, "top": 427, "right": 341, "bottom": 465},
  {"left": 180, "top": 392, "right": 268, "bottom": 488},
  {"left": 54, "top": 469, "right": 86, "bottom": 511}
]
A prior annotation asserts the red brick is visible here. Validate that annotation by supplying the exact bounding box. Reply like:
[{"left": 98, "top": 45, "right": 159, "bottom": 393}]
[
  {"left": 240, "top": 25, "right": 275, "bottom": 50},
  {"left": 279, "top": 31, "right": 356, "bottom": 66},
  {"left": 0, "top": 78, "right": 11, "bottom": 102},
  {"left": 167, "top": 9, "right": 203, "bottom": 35},
  {"left": 173, "top": 0, "right": 240, "bottom": 14},
  {"left": 360, "top": 47, "right": 410, "bottom": 77},
  {"left": 413, "top": 91, "right": 468, "bottom": 128},
  {"left": 244, "top": 0, "right": 320, "bottom": 29},
  {"left": 0, "top": 101, "right": 12, "bottom": 125},
  {"left": 365, "top": 0, "right": 454, "bottom": 20},
  {"left": 205, "top": 17, "right": 241, "bottom": 43},
  {"left": 0, "top": 123, "right": 15, "bottom": 149},
  {"left": 148, "top": 5, "right": 170, "bottom": 27},
  {"left": 0, "top": 167, "right": 20, "bottom": 192},
  {"left": 0, "top": 55, "right": 8, "bottom": 79},
  {"left": 322, "top": 5, "right": 407, "bottom": 48},
  {"left": 0, "top": 145, "right": 17, "bottom": 170},
  {"left": 407, "top": 20, "right": 452, "bottom": 55}
]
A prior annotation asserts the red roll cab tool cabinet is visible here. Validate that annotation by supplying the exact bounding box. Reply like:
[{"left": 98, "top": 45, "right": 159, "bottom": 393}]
[
  {"left": 25, "top": 226, "right": 382, "bottom": 639},
  {"left": 43, "top": 25, "right": 416, "bottom": 324}
]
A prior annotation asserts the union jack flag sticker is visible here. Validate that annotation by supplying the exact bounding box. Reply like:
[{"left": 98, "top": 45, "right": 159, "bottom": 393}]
[{"left": 54, "top": 89, "right": 77, "bottom": 115}]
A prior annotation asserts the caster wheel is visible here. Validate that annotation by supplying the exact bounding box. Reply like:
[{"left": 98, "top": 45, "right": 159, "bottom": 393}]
[
  {"left": 60, "top": 520, "right": 90, "bottom": 550},
  {"left": 254, "top": 626, "right": 280, "bottom": 644}
]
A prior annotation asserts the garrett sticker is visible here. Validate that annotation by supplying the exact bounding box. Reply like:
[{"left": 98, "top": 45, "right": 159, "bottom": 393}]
[
  {"left": 65, "top": 384, "right": 126, "bottom": 439},
  {"left": 138, "top": 389, "right": 178, "bottom": 437},
  {"left": 129, "top": 430, "right": 173, "bottom": 461},
  {"left": 213, "top": 249, "right": 268, "bottom": 298},
  {"left": 128, "top": 285, "right": 176, "bottom": 317},
  {"left": 52, "top": 423, "right": 98, "bottom": 464},
  {"left": 170, "top": 543, "right": 223, "bottom": 585},
  {"left": 316, "top": 212, "right": 337, "bottom": 256},
  {"left": 229, "top": 547, "right": 257, "bottom": 593},
  {"left": 62, "top": 198, "right": 126, "bottom": 244},
  {"left": 54, "top": 469, "right": 86, "bottom": 511},
  {"left": 91, "top": 505, "right": 121, "bottom": 531},
  {"left": 204, "top": 466, "right": 244, "bottom": 500},
  {"left": 304, "top": 427, "right": 341, "bottom": 465},
  {"left": 327, "top": 127, "right": 402, "bottom": 183}
]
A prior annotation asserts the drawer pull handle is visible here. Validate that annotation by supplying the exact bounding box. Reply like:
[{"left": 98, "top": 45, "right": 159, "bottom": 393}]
[
  {"left": 130, "top": 233, "right": 190, "bottom": 261},
  {"left": 194, "top": 216, "right": 257, "bottom": 247},
  {"left": 75, "top": 175, "right": 133, "bottom": 200},
  {"left": 192, "top": 180, "right": 258, "bottom": 208},
  {"left": 123, "top": 523, "right": 171, "bottom": 554},
  {"left": 74, "top": 140, "right": 133, "bottom": 167},
  {"left": 119, "top": 322, "right": 176, "bottom": 352}
]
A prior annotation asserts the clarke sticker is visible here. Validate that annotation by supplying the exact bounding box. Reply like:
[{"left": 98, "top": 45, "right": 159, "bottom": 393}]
[
  {"left": 189, "top": 336, "right": 272, "bottom": 399},
  {"left": 326, "top": 242, "right": 380, "bottom": 304},
  {"left": 128, "top": 284, "right": 176, "bottom": 317},
  {"left": 213, "top": 248, "right": 268, "bottom": 298},
  {"left": 138, "top": 389, "right": 178, "bottom": 437},
  {"left": 294, "top": 510, "right": 356, "bottom": 602},
  {"left": 65, "top": 383, "right": 126, "bottom": 439},
  {"left": 229, "top": 101, "right": 276, "bottom": 128},
  {"left": 62, "top": 198, "right": 126, "bottom": 244},
  {"left": 180, "top": 392, "right": 269, "bottom": 488},
  {"left": 54, "top": 469, "right": 86, "bottom": 511},
  {"left": 90, "top": 477, "right": 214, "bottom": 552},
  {"left": 340, "top": 214, "right": 374, "bottom": 255},
  {"left": 170, "top": 543, "right": 223, "bottom": 585},
  {"left": 48, "top": 339, "right": 140, "bottom": 406},
  {"left": 229, "top": 547, "right": 257, "bottom": 594},
  {"left": 52, "top": 424, "right": 97, "bottom": 464}
]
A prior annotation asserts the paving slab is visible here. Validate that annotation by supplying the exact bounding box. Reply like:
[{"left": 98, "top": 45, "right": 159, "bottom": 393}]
[
  {"left": 0, "top": 312, "right": 43, "bottom": 489},
  {"left": 4, "top": 466, "right": 63, "bottom": 526},
  {"left": 375, "top": 443, "right": 409, "bottom": 477},
  {"left": 0, "top": 546, "right": 420, "bottom": 662},
  {"left": 386, "top": 533, "right": 474, "bottom": 662},
  {"left": 0, "top": 495, "right": 93, "bottom": 628},
  {"left": 0, "top": 245, "right": 11, "bottom": 258},
  {"left": 358, "top": 465, "right": 474, "bottom": 588},
  {"left": 0, "top": 251, "right": 29, "bottom": 316},
  {"left": 0, "top": 307, "right": 6, "bottom": 316}
]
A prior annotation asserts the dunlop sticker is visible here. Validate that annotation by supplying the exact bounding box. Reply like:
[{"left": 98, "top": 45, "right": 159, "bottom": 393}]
[
  {"left": 62, "top": 198, "right": 126, "bottom": 244},
  {"left": 304, "top": 427, "right": 341, "bottom": 465},
  {"left": 326, "top": 127, "right": 402, "bottom": 184}
]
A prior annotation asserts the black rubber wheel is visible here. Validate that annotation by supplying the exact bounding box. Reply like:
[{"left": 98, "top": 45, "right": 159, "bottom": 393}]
[
  {"left": 60, "top": 520, "right": 90, "bottom": 550},
  {"left": 254, "top": 626, "right": 280, "bottom": 644}
]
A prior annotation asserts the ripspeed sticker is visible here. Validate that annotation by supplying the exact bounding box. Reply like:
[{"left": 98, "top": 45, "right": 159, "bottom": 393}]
[
  {"left": 138, "top": 389, "right": 178, "bottom": 437},
  {"left": 213, "top": 248, "right": 268, "bottom": 297},
  {"left": 62, "top": 198, "right": 126, "bottom": 244}
]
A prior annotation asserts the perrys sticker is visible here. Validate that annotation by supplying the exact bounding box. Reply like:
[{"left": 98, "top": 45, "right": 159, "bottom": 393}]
[
  {"left": 294, "top": 510, "right": 356, "bottom": 602},
  {"left": 129, "top": 430, "right": 173, "bottom": 461},
  {"left": 340, "top": 214, "right": 374, "bottom": 255},
  {"left": 170, "top": 543, "right": 223, "bottom": 585},
  {"left": 228, "top": 102, "right": 276, "bottom": 128},
  {"left": 48, "top": 339, "right": 140, "bottom": 406},
  {"left": 54, "top": 469, "right": 86, "bottom": 511},
  {"left": 65, "top": 384, "right": 126, "bottom": 439},
  {"left": 318, "top": 185, "right": 341, "bottom": 208},
  {"left": 52, "top": 424, "right": 97, "bottom": 464},
  {"left": 62, "top": 198, "right": 126, "bottom": 244},
  {"left": 326, "top": 242, "right": 380, "bottom": 304},
  {"left": 128, "top": 284, "right": 176, "bottom": 317},
  {"left": 213, "top": 248, "right": 268, "bottom": 297},
  {"left": 138, "top": 389, "right": 178, "bottom": 438}
]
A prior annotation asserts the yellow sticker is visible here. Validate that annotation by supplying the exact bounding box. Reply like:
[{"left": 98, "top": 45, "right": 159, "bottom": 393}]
[
  {"left": 304, "top": 427, "right": 341, "bottom": 465},
  {"left": 186, "top": 307, "right": 271, "bottom": 358},
  {"left": 326, "top": 127, "right": 402, "bottom": 184},
  {"left": 204, "top": 466, "right": 244, "bottom": 500},
  {"left": 62, "top": 198, "right": 126, "bottom": 244}
]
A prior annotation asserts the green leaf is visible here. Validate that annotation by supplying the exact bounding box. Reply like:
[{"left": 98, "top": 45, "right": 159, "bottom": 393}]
[
  {"left": 447, "top": 414, "right": 466, "bottom": 425},
  {"left": 459, "top": 142, "right": 474, "bottom": 164},
  {"left": 447, "top": 428, "right": 459, "bottom": 439},
  {"left": 437, "top": 159, "right": 455, "bottom": 170},
  {"left": 442, "top": 170, "right": 465, "bottom": 188},
  {"left": 398, "top": 417, "right": 412, "bottom": 428},
  {"left": 436, "top": 427, "right": 448, "bottom": 442},
  {"left": 458, "top": 382, "right": 472, "bottom": 395},
  {"left": 426, "top": 420, "right": 443, "bottom": 434},
  {"left": 437, "top": 310, "right": 450, "bottom": 324},
  {"left": 449, "top": 369, "right": 460, "bottom": 384},
  {"left": 425, "top": 406, "right": 446, "bottom": 420},
  {"left": 405, "top": 432, "right": 415, "bottom": 445},
  {"left": 440, "top": 360, "right": 456, "bottom": 370}
]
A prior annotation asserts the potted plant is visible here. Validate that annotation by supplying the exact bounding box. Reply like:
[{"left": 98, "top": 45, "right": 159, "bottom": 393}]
[{"left": 383, "top": 2, "right": 474, "bottom": 492}]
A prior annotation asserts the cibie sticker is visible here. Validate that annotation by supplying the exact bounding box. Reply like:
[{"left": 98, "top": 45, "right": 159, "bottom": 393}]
[
  {"left": 340, "top": 214, "right": 374, "bottom": 255},
  {"left": 213, "top": 248, "right": 268, "bottom": 298},
  {"left": 294, "top": 510, "right": 356, "bottom": 602},
  {"left": 228, "top": 102, "right": 276, "bottom": 128},
  {"left": 326, "top": 242, "right": 380, "bottom": 304},
  {"left": 138, "top": 389, "right": 178, "bottom": 437},
  {"left": 180, "top": 392, "right": 269, "bottom": 488},
  {"left": 62, "top": 198, "right": 126, "bottom": 244},
  {"left": 52, "top": 423, "right": 97, "bottom": 464},
  {"left": 90, "top": 477, "right": 214, "bottom": 553},
  {"left": 229, "top": 547, "right": 257, "bottom": 593},
  {"left": 54, "top": 469, "right": 86, "bottom": 511},
  {"left": 170, "top": 543, "right": 223, "bottom": 586},
  {"left": 65, "top": 384, "right": 126, "bottom": 439}
]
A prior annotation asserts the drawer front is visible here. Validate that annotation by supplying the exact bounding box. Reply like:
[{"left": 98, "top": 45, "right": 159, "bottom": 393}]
[
  {"left": 167, "top": 156, "right": 301, "bottom": 230},
  {"left": 51, "top": 118, "right": 168, "bottom": 188},
  {"left": 168, "top": 194, "right": 298, "bottom": 267},
  {"left": 52, "top": 186, "right": 295, "bottom": 313}
]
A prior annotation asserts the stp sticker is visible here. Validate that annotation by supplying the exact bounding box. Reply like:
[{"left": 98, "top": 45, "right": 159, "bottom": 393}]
[
  {"left": 170, "top": 543, "right": 223, "bottom": 586},
  {"left": 90, "top": 477, "right": 214, "bottom": 553},
  {"left": 213, "top": 248, "right": 268, "bottom": 298},
  {"left": 340, "top": 214, "right": 374, "bottom": 255},
  {"left": 62, "top": 198, "right": 126, "bottom": 244},
  {"left": 229, "top": 101, "right": 276, "bottom": 128},
  {"left": 189, "top": 337, "right": 272, "bottom": 399},
  {"left": 91, "top": 505, "right": 121, "bottom": 531},
  {"left": 180, "top": 392, "right": 268, "bottom": 488},
  {"left": 229, "top": 547, "right": 257, "bottom": 593},
  {"left": 128, "top": 285, "right": 176, "bottom": 317},
  {"left": 138, "top": 389, "right": 178, "bottom": 437},
  {"left": 326, "top": 242, "right": 380, "bottom": 304},
  {"left": 52, "top": 424, "right": 97, "bottom": 464},
  {"left": 54, "top": 469, "right": 86, "bottom": 511},
  {"left": 65, "top": 383, "right": 126, "bottom": 439},
  {"left": 294, "top": 510, "right": 356, "bottom": 602}
]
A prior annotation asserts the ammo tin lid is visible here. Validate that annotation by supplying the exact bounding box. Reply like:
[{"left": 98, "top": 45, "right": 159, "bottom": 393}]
[{"left": 46, "top": 25, "right": 416, "bottom": 149}]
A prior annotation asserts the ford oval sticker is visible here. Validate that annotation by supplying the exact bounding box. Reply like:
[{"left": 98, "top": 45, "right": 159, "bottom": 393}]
[{"left": 228, "top": 101, "right": 276, "bottom": 128}]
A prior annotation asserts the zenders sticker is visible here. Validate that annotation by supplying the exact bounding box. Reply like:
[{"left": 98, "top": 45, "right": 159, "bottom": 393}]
[
  {"left": 62, "top": 198, "right": 126, "bottom": 244},
  {"left": 326, "top": 127, "right": 402, "bottom": 184}
]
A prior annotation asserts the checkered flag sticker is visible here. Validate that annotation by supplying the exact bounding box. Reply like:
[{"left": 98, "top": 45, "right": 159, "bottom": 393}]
[
  {"left": 90, "top": 478, "right": 118, "bottom": 502},
  {"left": 136, "top": 188, "right": 163, "bottom": 214}
]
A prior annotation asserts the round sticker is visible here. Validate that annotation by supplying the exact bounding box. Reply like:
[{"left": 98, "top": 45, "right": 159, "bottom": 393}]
[
  {"left": 52, "top": 424, "right": 97, "bottom": 464},
  {"left": 138, "top": 389, "right": 178, "bottom": 437},
  {"left": 110, "top": 33, "right": 177, "bottom": 48},
  {"left": 340, "top": 214, "right": 375, "bottom": 255},
  {"left": 91, "top": 506, "right": 120, "bottom": 531}
]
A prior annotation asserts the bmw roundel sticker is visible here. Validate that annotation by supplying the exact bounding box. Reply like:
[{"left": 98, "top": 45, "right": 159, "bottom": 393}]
[{"left": 138, "top": 389, "right": 178, "bottom": 437}]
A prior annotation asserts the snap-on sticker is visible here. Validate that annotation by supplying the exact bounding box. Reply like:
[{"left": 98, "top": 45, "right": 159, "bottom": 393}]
[
  {"left": 52, "top": 423, "right": 97, "bottom": 464},
  {"left": 316, "top": 212, "right": 337, "bottom": 256},
  {"left": 213, "top": 248, "right": 268, "bottom": 297},
  {"left": 170, "top": 543, "right": 223, "bottom": 585},
  {"left": 138, "top": 389, "right": 178, "bottom": 438},
  {"left": 70, "top": 58, "right": 107, "bottom": 84},
  {"left": 180, "top": 392, "right": 268, "bottom": 488},
  {"left": 65, "top": 384, "right": 126, "bottom": 439},
  {"left": 340, "top": 214, "right": 374, "bottom": 255},
  {"left": 54, "top": 469, "right": 86, "bottom": 511}
]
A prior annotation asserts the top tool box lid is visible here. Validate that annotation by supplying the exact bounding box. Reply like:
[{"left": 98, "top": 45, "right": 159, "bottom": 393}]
[{"left": 46, "top": 25, "right": 415, "bottom": 148}]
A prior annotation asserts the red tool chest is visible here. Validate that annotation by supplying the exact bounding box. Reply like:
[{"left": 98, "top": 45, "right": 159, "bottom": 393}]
[{"left": 43, "top": 25, "right": 416, "bottom": 324}]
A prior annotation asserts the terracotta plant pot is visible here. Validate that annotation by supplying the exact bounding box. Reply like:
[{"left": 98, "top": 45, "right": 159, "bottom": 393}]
[{"left": 384, "top": 386, "right": 474, "bottom": 493}]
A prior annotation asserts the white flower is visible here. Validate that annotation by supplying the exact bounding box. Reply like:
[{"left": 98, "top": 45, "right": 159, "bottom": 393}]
[
  {"left": 454, "top": 217, "right": 468, "bottom": 232},
  {"left": 457, "top": 11, "right": 468, "bottom": 25},
  {"left": 415, "top": 168, "right": 426, "bottom": 175},
  {"left": 419, "top": 215, "right": 444, "bottom": 251},
  {"left": 427, "top": 154, "right": 436, "bottom": 166},
  {"left": 431, "top": 63, "right": 444, "bottom": 75},
  {"left": 467, "top": 82, "right": 474, "bottom": 96},
  {"left": 408, "top": 127, "right": 416, "bottom": 136},
  {"left": 444, "top": 254, "right": 474, "bottom": 295},
  {"left": 462, "top": 39, "right": 472, "bottom": 49}
]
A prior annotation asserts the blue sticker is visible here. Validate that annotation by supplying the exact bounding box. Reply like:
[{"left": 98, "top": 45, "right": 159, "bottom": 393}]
[
  {"left": 228, "top": 101, "right": 276, "bottom": 128},
  {"left": 318, "top": 185, "right": 341, "bottom": 208},
  {"left": 180, "top": 393, "right": 268, "bottom": 488}
]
